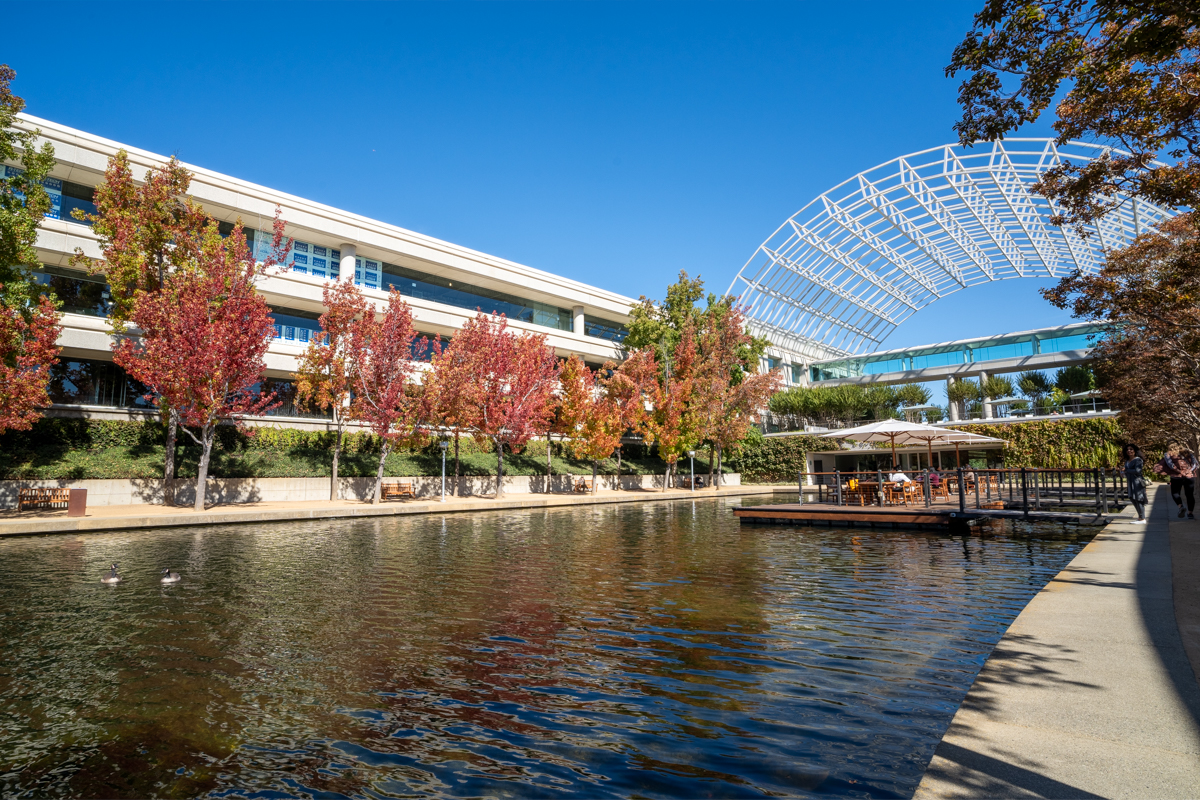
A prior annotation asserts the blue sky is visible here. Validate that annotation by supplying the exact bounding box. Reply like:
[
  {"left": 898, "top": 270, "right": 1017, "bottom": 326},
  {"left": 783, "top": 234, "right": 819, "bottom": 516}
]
[{"left": 6, "top": 0, "right": 1073, "bottom": 353}]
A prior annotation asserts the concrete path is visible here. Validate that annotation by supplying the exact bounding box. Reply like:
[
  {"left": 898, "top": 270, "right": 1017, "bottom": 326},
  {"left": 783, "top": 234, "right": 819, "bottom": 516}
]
[
  {"left": 0, "top": 485, "right": 784, "bottom": 537},
  {"left": 916, "top": 485, "right": 1200, "bottom": 799}
]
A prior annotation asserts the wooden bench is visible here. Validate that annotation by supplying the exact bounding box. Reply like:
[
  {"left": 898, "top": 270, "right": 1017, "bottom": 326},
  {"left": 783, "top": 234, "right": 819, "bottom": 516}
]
[
  {"left": 18, "top": 487, "right": 71, "bottom": 511},
  {"left": 573, "top": 477, "right": 594, "bottom": 493},
  {"left": 380, "top": 481, "right": 416, "bottom": 501}
]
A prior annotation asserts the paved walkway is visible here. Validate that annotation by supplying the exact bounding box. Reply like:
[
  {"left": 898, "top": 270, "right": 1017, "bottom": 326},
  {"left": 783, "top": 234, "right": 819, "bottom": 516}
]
[
  {"left": 0, "top": 485, "right": 784, "bottom": 536},
  {"left": 916, "top": 485, "right": 1200, "bottom": 799}
]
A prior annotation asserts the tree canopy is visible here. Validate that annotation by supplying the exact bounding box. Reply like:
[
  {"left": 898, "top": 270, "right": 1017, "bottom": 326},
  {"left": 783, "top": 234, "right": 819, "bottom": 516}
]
[{"left": 947, "top": 1, "right": 1200, "bottom": 228}]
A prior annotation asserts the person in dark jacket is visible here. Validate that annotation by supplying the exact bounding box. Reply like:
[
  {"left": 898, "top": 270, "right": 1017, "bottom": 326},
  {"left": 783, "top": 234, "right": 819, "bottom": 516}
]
[
  {"left": 1155, "top": 444, "right": 1197, "bottom": 520},
  {"left": 1123, "top": 444, "right": 1148, "bottom": 523}
]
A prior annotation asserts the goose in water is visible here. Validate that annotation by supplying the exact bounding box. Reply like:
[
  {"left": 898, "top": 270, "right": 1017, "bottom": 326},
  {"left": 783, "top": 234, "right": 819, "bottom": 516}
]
[
  {"left": 160, "top": 568, "right": 181, "bottom": 584},
  {"left": 100, "top": 563, "right": 121, "bottom": 584}
]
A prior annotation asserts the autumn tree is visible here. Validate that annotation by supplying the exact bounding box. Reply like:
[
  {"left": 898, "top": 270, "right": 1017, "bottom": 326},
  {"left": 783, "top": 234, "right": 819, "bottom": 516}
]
[
  {"left": 427, "top": 332, "right": 478, "bottom": 496},
  {"left": 947, "top": 1, "right": 1200, "bottom": 228},
  {"left": 603, "top": 348, "right": 657, "bottom": 486},
  {"left": 560, "top": 355, "right": 625, "bottom": 493},
  {"left": 694, "top": 306, "right": 783, "bottom": 487},
  {"left": 71, "top": 150, "right": 279, "bottom": 501},
  {"left": 295, "top": 280, "right": 369, "bottom": 501},
  {"left": 0, "top": 65, "right": 61, "bottom": 433},
  {"left": 644, "top": 318, "right": 701, "bottom": 491},
  {"left": 1044, "top": 211, "right": 1200, "bottom": 450},
  {"left": 450, "top": 313, "right": 559, "bottom": 497},
  {"left": 114, "top": 222, "right": 281, "bottom": 511},
  {"left": 346, "top": 289, "right": 437, "bottom": 504}
]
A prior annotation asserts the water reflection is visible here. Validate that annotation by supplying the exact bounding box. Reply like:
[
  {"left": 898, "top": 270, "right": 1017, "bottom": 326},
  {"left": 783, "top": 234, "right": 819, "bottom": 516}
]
[{"left": 0, "top": 498, "right": 1091, "bottom": 798}]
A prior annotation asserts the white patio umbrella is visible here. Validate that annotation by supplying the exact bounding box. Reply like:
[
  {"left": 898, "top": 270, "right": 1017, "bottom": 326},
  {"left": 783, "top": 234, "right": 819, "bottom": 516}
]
[{"left": 821, "top": 420, "right": 1006, "bottom": 469}]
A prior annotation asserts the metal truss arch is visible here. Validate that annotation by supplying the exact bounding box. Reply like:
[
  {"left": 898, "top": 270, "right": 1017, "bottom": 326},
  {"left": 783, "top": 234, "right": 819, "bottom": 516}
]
[{"left": 728, "top": 139, "right": 1177, "bottom": 361}]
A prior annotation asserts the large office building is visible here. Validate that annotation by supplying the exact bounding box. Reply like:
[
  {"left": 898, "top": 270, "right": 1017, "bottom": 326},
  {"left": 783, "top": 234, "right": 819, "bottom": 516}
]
[{"left": 14, "top": 114, "right": 636, "bottom": 423}]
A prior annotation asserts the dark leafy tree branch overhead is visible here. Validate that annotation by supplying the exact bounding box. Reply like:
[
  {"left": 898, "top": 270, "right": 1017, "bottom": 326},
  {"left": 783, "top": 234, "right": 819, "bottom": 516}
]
[{"left": 947, "top": 1, "right": 1200, "bottom": 229}]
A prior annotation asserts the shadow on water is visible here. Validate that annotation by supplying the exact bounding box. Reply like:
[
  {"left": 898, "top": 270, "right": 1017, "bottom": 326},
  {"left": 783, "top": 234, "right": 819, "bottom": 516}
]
[{"left": 0, "top": 496, "right": 1096, "bottom": 799}]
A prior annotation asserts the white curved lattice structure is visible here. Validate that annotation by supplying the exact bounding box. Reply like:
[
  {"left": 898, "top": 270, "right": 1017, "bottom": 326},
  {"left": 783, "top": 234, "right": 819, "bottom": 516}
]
[{"left": 727, "top": 139, "right": 1176, "bottom": 362}]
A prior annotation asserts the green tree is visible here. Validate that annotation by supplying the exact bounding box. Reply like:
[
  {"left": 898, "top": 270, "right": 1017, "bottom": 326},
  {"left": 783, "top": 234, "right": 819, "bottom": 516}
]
[
  {"left": 1054, "top": 364, "right": 1096, "bottom": 394},
  {"left": 0, "top": 65, "right": 61, "bottom": 434},
  {"left": 948, "top": 1, "right": 1200, "bottom": 229},
  {"left": 1018, "top": 370, "right": 1053, "bottom": 403}
]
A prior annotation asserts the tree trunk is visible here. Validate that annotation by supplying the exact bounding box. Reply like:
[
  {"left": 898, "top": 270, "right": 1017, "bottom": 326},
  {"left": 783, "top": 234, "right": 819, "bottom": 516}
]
[
  {"left": 616, "top": 446, "right": 623, "bottom": 492},
  {"left": 716, "top": 445, "right": 723, "bottom": 488},
  {"left": 163, "top": 410, "right": 177, "bottom": 506},
  {"left": 547, "top": 430, "right": 553, "bottom": 493},
  {"left": 193, "top": 423, "right": 215, "bottom": 513},
  {"left": 495, "top": 439, "right": 505, "bottom": 497},
  {"left": 663, "top": 462, "right": 670, "bottom": 492},
  {"left": 708, "top": 444, "right": 715, "bottom": 488},
  {"left": 592, "top": 460, "right": 599, "bottom": 494},
  {"left": 372, "top": 440, "right": 391, "bottom": 504},
  {"left": 330, "top": 412, "right": 343, "bottom": 502},
  {"left": 454, "top": 431, "right": 460, "bottom": 496}
]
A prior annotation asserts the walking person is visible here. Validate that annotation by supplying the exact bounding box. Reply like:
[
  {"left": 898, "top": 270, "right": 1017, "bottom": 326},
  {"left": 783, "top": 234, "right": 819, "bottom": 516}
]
[
  {"left": 1123, "top": 444, "right": 1149, "bottom": 523},
  {"left": 1155, "top": 444, "right": 1197, "bottom": 520}
]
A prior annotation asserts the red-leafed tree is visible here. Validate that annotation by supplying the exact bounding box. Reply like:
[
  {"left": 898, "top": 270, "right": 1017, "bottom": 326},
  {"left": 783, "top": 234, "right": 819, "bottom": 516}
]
[
  {"left": 295, "top": 280, "right": 369, "bottom": 501},
  {"left": 114, "top": 221, "right": 284, "bottom": 511},
  {"left": 604, "top": 348, "right": 658, "bottom": 486},
  {"left": 427, "top": 331, "right": 480, "bottom": 496},
  {"left": 346, "top": 289, "right": 438, "bottom": 504},
  {"left": 450, "top": 313, "right": 560, "bottom": 497},
  {"left": 695, "top": 306, "right": 782, "bottom": 487},
  {"left": 645, "top": 319, "right": 701, "bottom": 491},
  {"left": 560, "top": 355, "right": 624, "bottom": 493},
  {"left": 0, "top": 293, "right": 61, "bottom": 433}
]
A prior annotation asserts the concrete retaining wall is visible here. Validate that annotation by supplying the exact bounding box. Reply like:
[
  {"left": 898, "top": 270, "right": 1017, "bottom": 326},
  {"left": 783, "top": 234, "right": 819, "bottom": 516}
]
[{"left": 0, "top": 472, "right": 740, "bottom": 507}]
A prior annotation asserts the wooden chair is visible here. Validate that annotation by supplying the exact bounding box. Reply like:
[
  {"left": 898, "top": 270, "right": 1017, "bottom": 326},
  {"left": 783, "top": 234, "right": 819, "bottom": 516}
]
[
  {"left": 573, "top": 477, "right": 594, "bottom": 493},
  {"left": 929, "top": 478, "right": 950, "bottom": 501},
  {"left": 903, "top": 482, "right": 921, "bottom": 506},
  {"left": 17, "top": 487, "right": 71, "bottom": 511},
  {"left": 883, "top": 482, "right": 909, "bottom": 506},
  {"left": 380, "top": 480, "right": 416, "bottom": 501}
]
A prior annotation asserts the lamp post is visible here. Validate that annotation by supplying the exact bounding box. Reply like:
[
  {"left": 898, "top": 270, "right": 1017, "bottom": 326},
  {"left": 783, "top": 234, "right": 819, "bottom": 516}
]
[
  {"left": 688, "top": 450, "right": 696, "bottom": 491},
  {"left": 439, "top": 440, "right": 448, "bottom": 502}
]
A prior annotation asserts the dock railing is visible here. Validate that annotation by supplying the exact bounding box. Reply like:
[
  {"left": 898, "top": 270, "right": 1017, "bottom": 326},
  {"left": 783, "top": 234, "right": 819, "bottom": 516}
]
[{"left": 797, "top": 467, "right": 1126, "bottom": 516}]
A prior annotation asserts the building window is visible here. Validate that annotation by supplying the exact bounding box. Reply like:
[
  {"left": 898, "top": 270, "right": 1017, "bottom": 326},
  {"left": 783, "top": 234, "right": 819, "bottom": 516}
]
[
  {"left": 583, "top": 315, "right": 629, "bottom": 343},
  {"left": 791, "top": 364, "right": 804, "bottom": 384},
  {"left": 767, "top": 356, "right": 781, "bottom": 371},
  {"left": 269, "top": 306, "right": 323, "bottom": 343},
  {"left": 47, "top": 358, "right": 153, "bottom": 409},
  {"left": 33, "top": 266, "right": 111, "bottom": 318},
  {"left": 370, "top": 260, "right": 573, "bottom": 333}
]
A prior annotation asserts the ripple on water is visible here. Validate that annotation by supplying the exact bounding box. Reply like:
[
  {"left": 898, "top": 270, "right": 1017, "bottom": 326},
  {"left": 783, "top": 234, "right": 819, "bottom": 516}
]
[{"left": 0, "top": 497, "right": 1092, "bottom": 798}]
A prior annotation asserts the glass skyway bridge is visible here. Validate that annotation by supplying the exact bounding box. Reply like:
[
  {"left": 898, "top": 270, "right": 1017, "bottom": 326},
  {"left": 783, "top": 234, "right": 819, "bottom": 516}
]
[{"left": 809, "top": 321, "right": 1108, "bottom": 383}]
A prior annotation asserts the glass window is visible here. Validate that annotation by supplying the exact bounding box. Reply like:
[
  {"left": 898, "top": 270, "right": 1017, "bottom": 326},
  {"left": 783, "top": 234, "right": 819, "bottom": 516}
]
[
  {"left": 1039, "top": 333, "right": 1094, "bottom": 353},
  {"left": 374, "top": 261, "right": 573, "bottom": 332},
  {"left": 791, "top": 364, "right": 804, "bottom": 384},
  {"left": 60, "top": 181, "right": 96, "bottom": 224},
  {"left": 583, "top": 315, "right": 629, "bottom": 342},
  {"left": 767, "top": 356, "right": 781, "bottom": 371},
  {"left": 268, "top": 306, "right": 323, "bottom": 343},
  {"left": 46, "top": 358, "right": 153, "bottom": 409},
  {"left": 33, "top": 266, "right": 111, "bottom": 317}
]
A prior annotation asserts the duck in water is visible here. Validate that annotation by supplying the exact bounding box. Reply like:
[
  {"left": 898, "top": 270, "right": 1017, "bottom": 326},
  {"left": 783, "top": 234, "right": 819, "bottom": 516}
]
[
  {"left": 160, "top": 568, "right": 181, "bottom": 584},
  {"left": 100, "top": 563, "right": 121, "bottom": 584}
]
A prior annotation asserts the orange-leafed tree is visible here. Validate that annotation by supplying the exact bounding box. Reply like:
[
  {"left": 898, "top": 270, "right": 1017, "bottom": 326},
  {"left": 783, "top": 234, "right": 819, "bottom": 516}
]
[
  {"left": 450, "top": 313, "right": 560, "bottom": 497},
  {"left": 560, "top": 355, "right": 624, "bottom": 493},
  {"left": 601, "top": 348, "right": 658, "bottom": 488},
  {"left": 346, "top": 289, "right": 438, "bottom": 504},
  {"left": 114, "top": 221, "right": 283, "bottom": 511},
  {"left": 695, "top": 305, "right": 783, "bottom": 487},
  {"left": 295, "top": 280, "right": 369, "bottom": 501},
  {"left": 645, "top": 319, "right": 701, "bottom": 491},
  {"left": 427, "top": 331, "right": 479, "bottom": 496}
]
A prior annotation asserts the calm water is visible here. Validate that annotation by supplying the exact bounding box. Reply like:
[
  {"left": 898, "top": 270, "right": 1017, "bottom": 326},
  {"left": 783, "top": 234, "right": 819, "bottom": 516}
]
[{"left": 0, "top": 496, "right": 1092, "bottom": 799}]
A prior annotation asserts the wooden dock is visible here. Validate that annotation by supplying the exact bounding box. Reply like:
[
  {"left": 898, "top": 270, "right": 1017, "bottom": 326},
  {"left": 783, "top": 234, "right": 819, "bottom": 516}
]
[{"left": 734, "top": 503, "right": 1111, "bottom": 530}]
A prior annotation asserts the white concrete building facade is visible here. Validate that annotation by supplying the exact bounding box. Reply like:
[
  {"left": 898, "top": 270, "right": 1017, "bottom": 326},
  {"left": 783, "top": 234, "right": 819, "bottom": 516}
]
[{"left": 13, "top": 114, "right": 635, "bottom": 425}]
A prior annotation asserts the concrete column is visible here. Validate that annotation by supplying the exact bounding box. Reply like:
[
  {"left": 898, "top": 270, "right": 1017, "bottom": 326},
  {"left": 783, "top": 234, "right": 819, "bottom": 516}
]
[
  {"left": 979, "top": 370, "right": 994, "bottom": 419},
  {"left": 572, "top": 305, "right": 585, "bottom": 335},
  {"left": 339, "top": 244, "right": 357, "bottom": 282},
  {"left": 947, "top": 376, "right": 960, "bottom": 422}
]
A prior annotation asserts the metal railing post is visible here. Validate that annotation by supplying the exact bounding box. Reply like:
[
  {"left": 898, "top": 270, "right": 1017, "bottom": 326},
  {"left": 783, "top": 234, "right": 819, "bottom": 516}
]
[
  {"left": 798, "top": 471, "right": 803, "bottom": 506},
  {"left": 924, "top": 469, "right": 931, "bottom": 507},
  {"left": 1101, "top": 467, "right": 1108, "bottom": 514},
  {"left": 1021, "top": 468, "right": 1029, "bottom": 518},
  {"left": 835, "top": 470, "right": 842, "bottom": 506},
  {"left": 957, "top": 467, "right": 966, "bottom": 514},
  {"left": 877, "top": 468, "right": 884, "bottom": 506}
]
